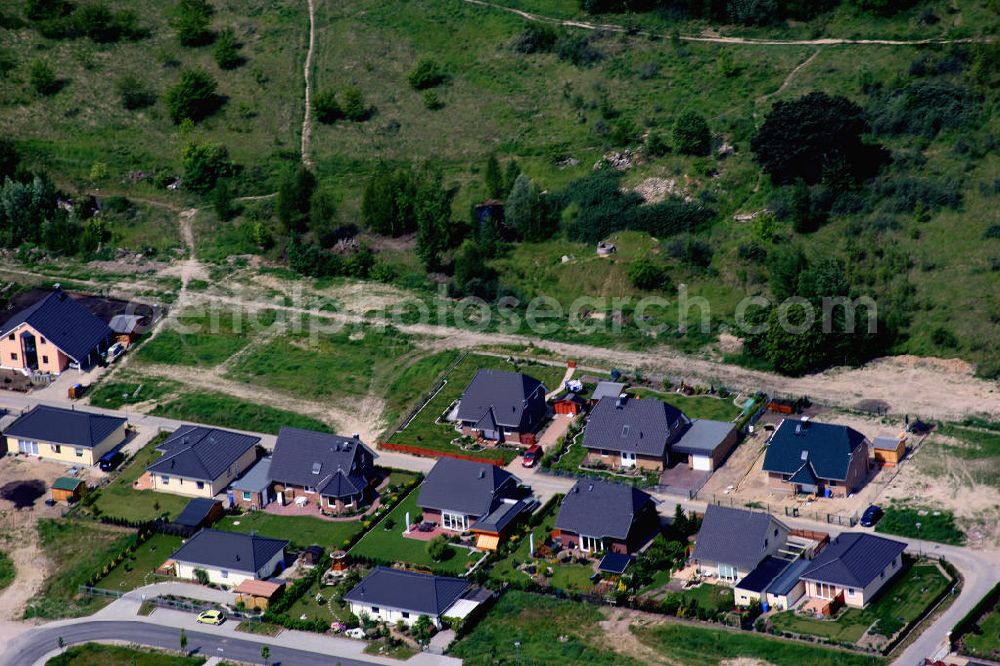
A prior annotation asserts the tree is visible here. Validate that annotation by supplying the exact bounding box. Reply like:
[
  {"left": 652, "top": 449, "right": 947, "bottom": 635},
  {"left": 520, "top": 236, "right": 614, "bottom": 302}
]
[
  {"left": 422, "top": 90, "right": 442, "bottom": 110},
  {"left": 646, "top": 131, "right": 669, "bottom": 157},
  {"left": 505, "top": 174, "right": 547, "bottom": 242},
  {"left": 483, "top": 155, "right": 503, "bottom": 199},
  {"left": 412, "top": 614, "right": 433, "bottom": 643},
  {"left": 170, "top": 0, "right": 215, "bottom": 46},
  {"left": 0, "top": 139, "right": 19, "bottom": 183},
  {"left": 768, "top": 245, "right": 807, "bottom": 302},
  {"left": 164, "top": 68, "right": 220, "bottom": 124},
  {"left": 276, "top": 166, "right": 316, "bottom": 233},
  {"left": 0, "top": 173, "right": 58, "bottom": 248},
  {"left": 213, "top": 27, "right": 241, "bottom": 69},
  {"left": 117, "top": 74, "right": 154, "bottom": 110},
  {"left": 502, "top": 160, "right": 521, "bottom": 198},
  {"left": 78, "top": 217, "right": 108, "bottom": 257},
  {"left": 193, "top": 568, "right": 209, "bottom": 585},
  {"left": 751, "top": 92, "right": 887, "bottom": 185},
  {"left": 361, "top": 164, "right": 417, "bottom": 236},
  {"left": 408, "top": 58, "right": 445, "bottom": 89},
  {"left": 179, "top": 628, "right": 188, "bottom": 653},
  {"left": 260, "top": 645, "right": 270, "bottom": 665},
  {"left": 341, "top": 86, "right": 368, "bottom": 121},
  {"left": 181, "top": 141, "right": 234, "bottom": 193},
  {"left": 308, "top": 188, "right": 339, "bottom": 246},
  {"left": 672, "top": 111, "right": 710, "bottom": 156},
  {"left": 213, "top": 179, "right": 236, "bottom": 221},
  {"left": 453, "top": 239, "right": 496, "bottom": 298},
  {"left": 414, "top": 166, "right": 453, "bottom": 272},
  {"left": 29, "top": 59, "right": 60, "bottom": 95},
  {"left": 313, "top": 89, "right": 341, "bottom": 124},
  {"left": 628, "top": 258, "right": 668, "bottom": 291}
]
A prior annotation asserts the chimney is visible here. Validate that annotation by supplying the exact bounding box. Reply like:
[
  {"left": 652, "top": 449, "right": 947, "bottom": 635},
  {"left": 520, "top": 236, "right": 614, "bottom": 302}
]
[
  {"left": 588, "top": 483, "right": 594, "bottom": 492},
  {"left": 616, "top": 394, "right": 626, "bottom": 408},
  {"left": 352, "top": 433, "right": 360, "bottom": 440},
  {"left": 795, "top": 424, "right": 802, "bottom": 435},
  {"left": 478, "top": 469, "right": 485, "bottom": 479}
]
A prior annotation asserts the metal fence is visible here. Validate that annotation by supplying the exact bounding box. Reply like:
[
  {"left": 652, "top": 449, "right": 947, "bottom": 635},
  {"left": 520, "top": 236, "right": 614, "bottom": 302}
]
[
  {"left": 79, "top": 586, "right": 262, "bottom": 622},
  {"left": 698, "top": 493, "right": 858, "bottom": 527}
]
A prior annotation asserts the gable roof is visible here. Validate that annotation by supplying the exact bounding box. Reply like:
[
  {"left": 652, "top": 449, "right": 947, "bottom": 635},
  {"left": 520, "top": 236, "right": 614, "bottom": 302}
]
[
  {"left": 268, "top": 427, "right": 375, "bottom": 499},
  {"left": 554, "top": 478, "right": 655, "bottom": 541},
  {"left": 417, "top": 457, "right": 520, "bottom": 517},
  {"left": 344, "top": 567, "right": 471, "bottom": 617},
  {"left": 147, "top": 426, "right": 259, "bottom": 482},
  {"left": 671, "top": 419, "right": 736, "bottom": 456},
  {"left": 788, "top": 462, "right": 820, "bottom": 487},
  {"left": 52, "top": 476, "right": 84, "bottom": 491},
  {"left": 5, "top": 405, "right": 126, "bottom": 448},
  {"left": 175, "top": 498, "right": 222, "bottom": 528},
  {"left": 170, "top": 529, "right": 287, "bottom": 574},
  {"left": 109, "top": 314, "right": 144, "bottom": 334},
  {"left": 582, "top": 396, "right": 689, "bottom": 458},
  {"left": 456, "top": 369, "right": 547, "bottom": 431},
  {"left": 763, "top": 419, "right": 868, "bottom": 482},
  {"left": 799, "top": 533, "right": 906, "bottom": 588},
  {"left": 692, "top": 505, "right": 789, "bottom": 571},
  {"left": 0, "top": 289, "right": 112, "bottom": 363}
]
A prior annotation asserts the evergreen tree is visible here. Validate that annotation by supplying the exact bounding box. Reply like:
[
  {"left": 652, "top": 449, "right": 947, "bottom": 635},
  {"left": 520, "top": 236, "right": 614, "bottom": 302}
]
[{"left": 484, "top": 155, "right": 503, "bottom": 199}]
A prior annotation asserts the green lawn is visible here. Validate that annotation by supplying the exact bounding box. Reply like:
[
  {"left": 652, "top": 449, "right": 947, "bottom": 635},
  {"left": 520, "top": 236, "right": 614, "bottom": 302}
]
[
  {"left": 633, "top": 622, "right": 884, "bottom": 666},
  {"left": 217, "top": 512, "right": 365, "bottom": 551},
  {"left": 98, "top": 534, "right": 183, "bottom": 592},
  {"left": 86, "top": 433, "right": 190, "bottom": 523},
  {"left": 349, "top": 491, "right": 481, "bottom": 575},
  {"left": 875, "top": 506, "right": 965, "bottom": 545},
  {"left": 451, "top": 591, "right": 643, "bottom": 666},
  {"left": 27, "top": 519, "right": 135, "bottom": 619},
  {"left": 385, "top": 353, "right": 567, "bottom": 463},
  {"left": 283, "top": 576, "right": 357, "bottom": 626},
  {"left": 46, "top": 643, "right": 206, "bottom": 666},
  {"left": 771, "top": 562, "right": 952, "bottom": 643},
  {"left": 626, "top": 388, "right": 742, "bottom": 422},
  {"left": 961, "top": 607, "right": 1000, "bottom": 659},
  {"left": 88, "top": 375, "right": 181, "bottom": 410},
  {"left": 0, "top": 550, "right": 14, "bottom": 590},
  {"left": 151, "top": 391, "right": 332, "bottom": 434},
  {"left": 137, "top": 311, "right": 278, "bottom": 367},
  {"left": 665, "top": 583, "right": 734, "bottom": 611}
]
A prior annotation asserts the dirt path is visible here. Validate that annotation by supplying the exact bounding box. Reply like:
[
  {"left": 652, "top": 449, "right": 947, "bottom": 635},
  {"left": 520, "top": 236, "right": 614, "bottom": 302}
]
[
  {"left": 0, "top": 534, "right": 46, "bottom": 622},
  {"left": 757, "top": 48, "right": 821, "bottom": 103},
  {"left": 300, "top": 0, "right": 317, "bottom": 168},
  {"left": 598, "top": 608, "right": 681, "bottom": 666},
  {"left": 461, "top": 0, "right": 986, "bottom": 45}
]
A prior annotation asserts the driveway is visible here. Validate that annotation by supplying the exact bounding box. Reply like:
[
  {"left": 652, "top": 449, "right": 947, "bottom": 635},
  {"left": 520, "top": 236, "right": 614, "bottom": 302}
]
[{"left": 536, "top": 413, "right": 574, "bottom": 450}]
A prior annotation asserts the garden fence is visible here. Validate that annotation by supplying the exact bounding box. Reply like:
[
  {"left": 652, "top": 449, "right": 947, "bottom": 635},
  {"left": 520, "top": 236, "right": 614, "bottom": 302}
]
[
  {"left": 694, "top": 493, "right": 858, "bottom": 527},
  {"left": 79, "top": 586, "right": 262, "bottom": 622}
]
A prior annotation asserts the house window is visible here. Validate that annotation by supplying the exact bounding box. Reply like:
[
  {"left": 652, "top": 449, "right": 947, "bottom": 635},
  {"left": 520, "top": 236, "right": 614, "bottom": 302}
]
[
  {"left": 718, "top": 564, "right": 738, "bottom": 581},
  {"left": 196, "top": 481, "right": 205, "bottom": 490},
  {"left": 848, "top": 588, "right": 855, "bottom": 596},
  {"left": 51, "top": 444, "right": 61, "bottom": 454},
  {"left": 9, "top": 353, "right": 16, "bottom": 361},
  {"left": 6, "top": 334, "right": 12, "bottom": 341},
  {"left": 221, "top": 570, "right": 228, "bottom": 579},
  {"left": 40, "top": 337, "right": 46, "bottom": 344},
  {"left": 442, "top": 512, "right": 469, "bottom": 531},
  {"left": 891, "top": 560, "right": 897, "bottom": 569},
  {"left": 580, "top": 535, "right": 602, "bottom": 553},
  {"left": 371, "top": 606, "right": 380, "bottom": 614},
  {"left": 243, "top": 491, "right": 252, "bottom": 501},
  {"left": 74, "top": 448, "right": 84, "bottom": 457},
  {"left": 304, "top": 486, "right": 316, "bottom": 493},
  {"left": 764, "top": 539, "right": 769, "bottom": 548},
  {"left": 161, "top": 475, "right": 170, "bottom": 485}
]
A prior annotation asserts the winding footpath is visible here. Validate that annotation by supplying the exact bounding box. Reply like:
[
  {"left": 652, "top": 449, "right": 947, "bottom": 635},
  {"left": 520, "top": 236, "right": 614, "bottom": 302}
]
[{"left": 301, "top": 0, "right": 317, "bottom": 168}]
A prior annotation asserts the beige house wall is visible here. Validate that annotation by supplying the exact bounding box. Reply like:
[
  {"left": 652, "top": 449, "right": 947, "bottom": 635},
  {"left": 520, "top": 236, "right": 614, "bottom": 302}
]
[{"left": 6, "top": 421, "right": 126, "bottom": 466}]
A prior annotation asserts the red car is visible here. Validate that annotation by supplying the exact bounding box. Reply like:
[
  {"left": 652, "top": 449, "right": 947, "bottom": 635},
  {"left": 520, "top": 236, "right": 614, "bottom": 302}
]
[{"left": 522, "top": 444, "right": 542, "bottom": 468}]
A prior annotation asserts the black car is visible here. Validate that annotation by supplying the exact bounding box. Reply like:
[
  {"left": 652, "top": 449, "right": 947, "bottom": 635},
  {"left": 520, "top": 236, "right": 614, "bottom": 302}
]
[
  {"left": 860, "top": 505, "right": 883, "bottom": 527},
  {"left": 98, "top": 450, "right": 125, "bottom": 472}
]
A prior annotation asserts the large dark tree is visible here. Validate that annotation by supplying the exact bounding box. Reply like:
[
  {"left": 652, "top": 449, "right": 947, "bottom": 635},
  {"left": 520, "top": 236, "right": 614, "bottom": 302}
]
[{"left": 751, "top": 92, "right": 887, "bottom": 186}]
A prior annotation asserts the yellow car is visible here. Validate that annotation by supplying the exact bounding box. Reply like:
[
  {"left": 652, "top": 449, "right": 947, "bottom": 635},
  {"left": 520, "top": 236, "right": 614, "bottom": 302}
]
[{"left": 196, "top": 609, "right": 226, "bottom": 625}]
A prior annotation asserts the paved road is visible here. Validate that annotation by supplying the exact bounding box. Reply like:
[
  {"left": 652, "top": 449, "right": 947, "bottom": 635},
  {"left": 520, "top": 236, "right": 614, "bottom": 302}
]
[{"left": 3, "top": 620, "right": 384, "bottom": 666}]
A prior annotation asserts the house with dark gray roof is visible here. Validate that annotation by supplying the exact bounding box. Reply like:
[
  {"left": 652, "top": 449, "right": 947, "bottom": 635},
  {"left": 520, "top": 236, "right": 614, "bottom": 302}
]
[
  {"left": 763, "top": 418, "right": 871, "bottom": 497},
  {"left": 169, "top": 529, "right": 287, "bottom": 586},
  {"left": 590, "top": 381, "right": 626, "bottom": 405},
  {"left": 554, "top": 479, "right": 659, "bottom": 554},
  {"left": 456, "top": 369, "right": 548, "bottom": 445},
  {"left": 230, "top": 457, "right": 273, "bottom": 510},
  {"left": 344, "top": 567, "right": 480, "bottom": 628},
  {"left": 671, "top": 419, "right": 739, "bottom": 472},
  {"left": 0, "top": 288, "right": 114, "bottom": 375},
  {"left": 799, "top": 533, "right": 906, "bottom": 609},
  {"left": 416, "top": 458, "right": 526, "bottom": 539},
  {"left": 268, "top": 427, "right": 377, "bottom": 514},
  {"left": 582, "top": 395, "right": 690, "bottom": 471},
  {"left": 146, "top": 426, "right": 260, "bottom": 499},
  {"left": 692, "top": 505, "right": 791, "bottom": 581},
  {"left": 4, "top": 405, "right": 127, "bottom": 466}
]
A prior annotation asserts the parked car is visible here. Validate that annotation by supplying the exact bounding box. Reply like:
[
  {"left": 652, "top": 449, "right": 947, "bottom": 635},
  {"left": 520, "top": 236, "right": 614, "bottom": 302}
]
[
  {"left": 105, "top": 342, "right": 126, "bottom": 363},
  {"left": 196, "top": 609, "right": 226, "bottom": 625},
  {"left": 860, "top": 505, "right": 884, "bottom": 527},
  {"left": 521, "top": 444, "right": 542, "bottom": 468},
  {"left": 98, "top": 449, "right": 125, "bottom": 472}
]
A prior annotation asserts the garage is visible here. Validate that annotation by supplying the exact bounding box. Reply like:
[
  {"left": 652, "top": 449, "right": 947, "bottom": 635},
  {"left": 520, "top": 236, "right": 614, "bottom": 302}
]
[
  {"left": 691, "top": 454, "right": 713, "bottom": 471},
  {"left": 672, "top": 419, "right": 739, "bottom": 473}
]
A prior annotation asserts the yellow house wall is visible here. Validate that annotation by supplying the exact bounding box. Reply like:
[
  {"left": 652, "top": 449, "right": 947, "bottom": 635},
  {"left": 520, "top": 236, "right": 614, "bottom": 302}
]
[
  {"left": 6, "top": 421, "right": 126, "bottom": 466},
  {"left": 151, "top": 447, "right": 258, "bottom": 498}
]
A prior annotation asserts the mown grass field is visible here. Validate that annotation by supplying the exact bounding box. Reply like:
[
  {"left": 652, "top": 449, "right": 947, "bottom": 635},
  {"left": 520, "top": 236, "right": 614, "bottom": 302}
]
[
  {"left": 962, "top": 606, "right": 1000, "bottom": 659},
  {"left": 0, "top": 0, "right": 306, "bottom": 189},
  {"left": 151, "top": 390, "right": 332, "bottom": 433},
  {"left": 137, "top": 309, "right": 277, "bottom": 367},
  {"left": 626, "top": 387, "right": 742, "bottom": 421},
  {"left": 97, "top": 533, "right": 183, "bottom": 592},
  {"left": 876, "top": 505, "right": 965, "bottom": 545},
  {"left": 217, "top": 511, "right": 366, "bottom": 550},
  {"left": 770, "top": 562, "right": 951, "bottom": 643},
  {"left": 88, "top": 374, "right": 182, "bottom": 410},
  {"left": 47, "top": 643, "right": 206, "bottom": 666}
]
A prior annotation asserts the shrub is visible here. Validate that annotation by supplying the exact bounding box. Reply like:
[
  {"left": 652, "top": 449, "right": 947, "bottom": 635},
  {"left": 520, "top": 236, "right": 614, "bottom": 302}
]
[
  {"left": 672, "top": 111, "right": 710, "bottom": 156},
  {"left": 513, "top": 24, "right": 557, "bottom": 53},
  {"left": 628, "top": 258, "right": 669, "bottom": 291},
  {"left": 117, "top": 74, "right": 155, "bottom": 110},
  {"left": 422, "top": 90, "right": 443, "bottom": 110},
  {"left": 341, "top": 86, "right": 368, "bottom": 121},
  {"left": 646, "top": 131, "right": 669, "bottom": 157},
  {"left": 73, "top": 3, "right": 144, "bottom": 43},
  {"left": 555, "top": 33, "right": 602, "bottom": 67},
  {"left": 408, "top": 58, "right": 446, "bottom": 90},
  {"left": 427, "top": 535, "right": 451, "bottom": 562},
  {"left": 169, "top": 0, "right": 215, "bottom": 47},
  {"left": 181, "top": 141, "right": 235, "bottom": 194},
  {"left": 164, "top": 68, "right": 221, "bottom": 124},
  {"left": 313, "top": 89, "right": 341, "bottom": 124},
  {"left": 29, "top": 59, "right": 60, "bottom": 95},
  {"left": 213, "top": 27, "right": 242, "bottom": 69}
]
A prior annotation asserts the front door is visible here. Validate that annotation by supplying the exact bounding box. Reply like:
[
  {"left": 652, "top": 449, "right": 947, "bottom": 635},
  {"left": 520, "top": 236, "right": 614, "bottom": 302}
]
[{"left": 621, "top": 451, "right": 636, "bottom": 467}]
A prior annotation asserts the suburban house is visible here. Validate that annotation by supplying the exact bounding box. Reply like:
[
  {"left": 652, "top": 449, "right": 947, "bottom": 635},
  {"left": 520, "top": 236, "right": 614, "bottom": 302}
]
[
  {"left": 872, "top": 434, "right": 906, "bottom": 466},
  {"left": 798, "top": 533, "right": 906, "bottom": 611},
  {"left": 4, "top": 405, "right": 127, "bottom": 465},
  {"left": 0, "top": 288, "right": 114, "bottom": 375},
  {"left": 456, "top": 369, "right": 548, "bottom": 445},
  {"left": 671, "top": 419, "right": 740, "bottom": 472},
  {"left": 168, "top": 529, "right": 288, "bottom": 586},
  {"left": 416, "top": 458, "right": 529, "bottom": 545},
  {"left": 268, "top": 427, "right": 378, "bottom": 513},
  {"left": 692, "top": 505, "right": 791, "bottom": 581},
  {"left": 146, "top": 426, "right": 260, "bottom": 498},
  {"left": 344, "top": 567, "right": 484, "bottom": 628},
  {"left": 581, "top": 395, "right": 690, "bottom": 470},
  {"left": 229, "top": 456, "right": 273, "bottom": 510},
  {"left": 554, "top": 479, "right": 659, "bottom": 554},
  {"left": 762, "top": 418, "right": 871, "bottom": 497}
]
